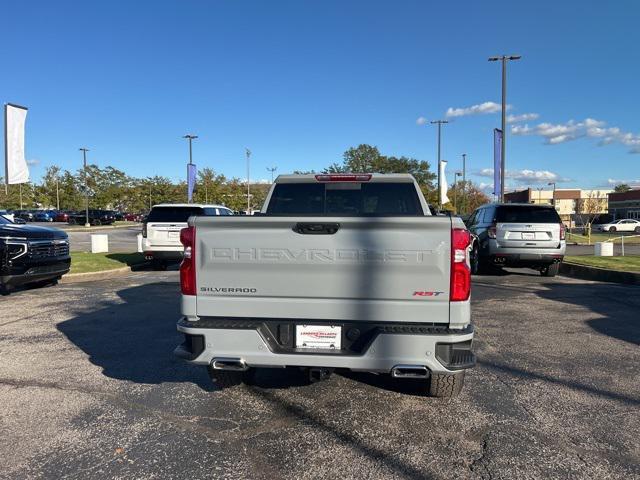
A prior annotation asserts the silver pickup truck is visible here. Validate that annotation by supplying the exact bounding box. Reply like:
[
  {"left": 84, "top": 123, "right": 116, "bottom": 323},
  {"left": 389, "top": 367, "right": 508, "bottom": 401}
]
[{"left": 175, "top": 173, "right": 475, "bottom": 397}]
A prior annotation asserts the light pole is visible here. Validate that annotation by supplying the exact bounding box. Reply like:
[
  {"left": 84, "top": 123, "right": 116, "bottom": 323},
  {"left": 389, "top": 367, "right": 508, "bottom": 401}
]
[
  {"left": 245, "top": 148, "right": 251, "bottom": 213},
  {"left": 267, "top": 166, "right": 277, "bottom": 183},
  {"left": 79, "top": 148, "right": 90, "bottom": 227},
  {"left": 488, "top": 54, "right": 521, "bottom": 202},
  {"left": 461, "top": 153, "right": 467, "bottom": 214},
  {"left": 454, "top": 171, "right": 462, "bottom": 213},
  {"left": 537, "top": 187, "right": 543, "bottom": 204},
  {"left": 548, "top": 181, "right": 556, "bottom": 208},
  {"left": 430, "top": 120, "right": 448, "bottom": 209},
  {"left": 183, "top": 134, "right": 198, "bottom": 203}
]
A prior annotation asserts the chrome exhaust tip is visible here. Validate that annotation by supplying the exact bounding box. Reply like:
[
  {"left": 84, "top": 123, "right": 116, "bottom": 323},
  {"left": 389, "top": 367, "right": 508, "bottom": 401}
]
[
  {"left": 211, "top": 357, "right": 248, "bottom": 371},
  {"left": 391, "top": 365, "right": 429, "bottom": 379}
]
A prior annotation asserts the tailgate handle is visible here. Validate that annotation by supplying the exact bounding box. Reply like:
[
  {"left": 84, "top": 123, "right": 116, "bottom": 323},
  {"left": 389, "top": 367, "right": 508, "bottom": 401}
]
[{"left": 294, "top": 223, "right": 340, "bottom": 235}]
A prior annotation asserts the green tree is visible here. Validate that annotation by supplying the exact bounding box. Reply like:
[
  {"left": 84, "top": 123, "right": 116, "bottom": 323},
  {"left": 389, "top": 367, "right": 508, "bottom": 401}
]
[
  {"left": 446, "top": 181, "right": 490, "bottom": 214},
  {"left": 614, "top": 183, "right": 631, "bottom": 193},
  {"left": 326, "top": 144, "right": 438, "bottom": 203}
]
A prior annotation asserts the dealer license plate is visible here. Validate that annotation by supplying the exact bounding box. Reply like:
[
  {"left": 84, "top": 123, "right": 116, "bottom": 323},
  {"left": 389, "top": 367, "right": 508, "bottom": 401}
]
[
  {"left": 168, "top": 231, "right": 180, "bottom": 239},
  {"left": 296, "top": 325, "right": 342, "bottom": 350},
  {"left": 522, "top": 232, "right": 535, "bottom": 240}
]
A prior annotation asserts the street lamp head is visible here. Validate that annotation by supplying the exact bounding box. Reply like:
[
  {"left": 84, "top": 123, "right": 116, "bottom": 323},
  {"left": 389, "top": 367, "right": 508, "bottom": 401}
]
[
  {"left": 79, "top": 147, "right": 89, "bottom": 152},
  {"left": 488, "top": 56, "right": 500, "bottom": 61},
  {"left": 183, "top": 134, "right": 198, "bottom": 140},
  {"left": 508, "top": 55, "right": 522, "bottom": 60}
]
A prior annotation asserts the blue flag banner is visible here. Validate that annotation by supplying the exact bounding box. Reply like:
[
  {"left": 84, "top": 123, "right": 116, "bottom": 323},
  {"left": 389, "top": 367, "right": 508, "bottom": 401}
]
[
  {"left": 187, "top": 163, "right": 197, "bottom": 202},
  {"left": 493, "top": 128, "right": 503, "bottom": 198}
]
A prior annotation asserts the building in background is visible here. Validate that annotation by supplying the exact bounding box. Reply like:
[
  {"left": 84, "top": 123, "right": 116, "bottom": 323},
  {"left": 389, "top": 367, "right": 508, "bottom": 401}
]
[
  {"left": 504, "top": 188, "right": 612, "bottom": 225},
  {"left": 608, "top": 189, "right": 640, "bottom": 220}
]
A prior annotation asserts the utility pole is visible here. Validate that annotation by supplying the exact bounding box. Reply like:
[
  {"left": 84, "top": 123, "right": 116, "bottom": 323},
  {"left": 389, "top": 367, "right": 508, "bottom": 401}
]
[
  {"left": 462, "top": 153, "right": 467, "bottom": 214},
  {"left": 183, "top": 134, "right": 198, "bottom": 203},
  {"left": 548, "top": 181, "right": 556, "bottom": 208},
  {"left": 488, "top": 54, "right": 521, "bottom": 202},
  {"left": 245, "top": 148, "right": 251, "bottom": 214},
  {"left": 430, "top": 120, "right": 448, "bottom": 210},
  {"left": 56, "top": 176, "right": 60, "bottom": 210},
  {"left": 149, "top": 182, "right": 152, "bottom": 210},
  {"left": 79, "top": 148, "right": 90, "bottom": 227},
  {"left": 454, "top": 172, "right": 462, "bottom": 213},
  {"left": 266, "top": 166, "right": 277, "bottom": 183}
]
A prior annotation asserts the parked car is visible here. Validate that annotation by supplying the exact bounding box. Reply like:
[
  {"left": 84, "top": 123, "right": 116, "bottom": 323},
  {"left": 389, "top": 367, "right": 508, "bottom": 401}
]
[
  {"left": 67, "top": 209, "right": 116, "bottom": 226},
  {"left": 54, "top": 211, "right": 70, "bottom": 222},
  {"left": 107, "top": 210, "right": 124, "bottom": 221},
  {"left": 0, "top": 214, "right": 70, "bottom": 294},
  {"left": 34, "top": 210, "right": 54, "bottom": 222},
  {"left": 175, "top": 173, "right": 475, "bottom": 397},
  {"left": 466, "top": 203, "right": 566, "bottom": 277},
  {"left": 12, "top": 210, "right": 35, "bottom": 222},
  {"left": 143, "top": 204, "right": 233, "bottom": 270},
  {"left": 594, "top": 218, "right": 640, "bottom": 233},
  {"left": 124, "top": 212, "right": 144, "bottom": 222}
]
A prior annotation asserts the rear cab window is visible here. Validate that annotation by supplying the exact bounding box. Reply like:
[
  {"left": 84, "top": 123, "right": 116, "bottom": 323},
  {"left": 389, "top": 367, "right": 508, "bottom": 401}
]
[
  {"left": 266, "top": 182, "right": 424, "bottom": 216},
  {"left": 496, "top": 206, "right": 561, "bottom": 223}
]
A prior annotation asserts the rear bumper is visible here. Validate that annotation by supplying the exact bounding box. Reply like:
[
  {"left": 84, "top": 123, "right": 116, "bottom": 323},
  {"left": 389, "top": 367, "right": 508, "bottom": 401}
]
[
  {"left": 486, "top": 241, "right": 565, "bottom": 266},
  {"left": 175, "top": 318, "right": 475, "bottom": 374},
  {"left": 143, "top": 250, "right": 183, "bottom": 261}
]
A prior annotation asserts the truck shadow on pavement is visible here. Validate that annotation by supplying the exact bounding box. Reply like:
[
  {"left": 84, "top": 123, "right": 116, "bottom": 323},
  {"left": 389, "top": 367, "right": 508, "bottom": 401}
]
[
  {"left": 536, "top": 281, "right": 640, "bottom": 346},
  {"left": 57, "top": 281, "right": 212, "bottom": 390}
]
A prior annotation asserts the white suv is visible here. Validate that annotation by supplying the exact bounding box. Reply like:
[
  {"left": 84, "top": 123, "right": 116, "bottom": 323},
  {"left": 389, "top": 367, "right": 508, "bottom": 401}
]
[{"left": 143, "top": 204, "right": 233, "bottom": 270}]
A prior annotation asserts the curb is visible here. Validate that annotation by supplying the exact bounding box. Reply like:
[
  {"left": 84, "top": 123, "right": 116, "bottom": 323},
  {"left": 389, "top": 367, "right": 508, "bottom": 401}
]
[
  {"left": 64, "top": 224, "right": 140, "bottom": 233},
  {"left": 560, "top": 262, "right": 640, "bottom": 286},
  {"left": 61, "top": 264, "right": 145, "bottom": 283}
]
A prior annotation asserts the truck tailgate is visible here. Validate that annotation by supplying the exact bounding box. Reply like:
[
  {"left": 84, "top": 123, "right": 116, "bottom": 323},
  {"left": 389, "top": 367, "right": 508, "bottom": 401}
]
[{"left": 193, "top": 216, "right": 452, "bottom": 323}]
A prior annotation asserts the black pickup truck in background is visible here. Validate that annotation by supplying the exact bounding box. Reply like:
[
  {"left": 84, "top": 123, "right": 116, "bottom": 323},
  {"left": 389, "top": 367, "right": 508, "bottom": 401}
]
[
  {"left": 67, "top": 209, "right": 116, "bottom": 226},
  {"left": 0, "top": 215, "right": 71, "bottom": 294}
]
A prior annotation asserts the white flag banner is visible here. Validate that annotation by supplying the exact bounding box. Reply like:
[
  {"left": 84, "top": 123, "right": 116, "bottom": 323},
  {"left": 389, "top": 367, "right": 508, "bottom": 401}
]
[
  {"left": 4, "top": 103, "right": 29, "bottom": 185},
  {"left": 439, "top": 160, "right": 450, "bottom": 205}
]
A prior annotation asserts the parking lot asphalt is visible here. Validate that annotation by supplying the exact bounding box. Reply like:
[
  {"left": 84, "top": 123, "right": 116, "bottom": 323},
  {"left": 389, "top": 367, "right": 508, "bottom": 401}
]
[
  {"left": 0, "top": 270, "right": 638, "bottom": 479},
  {"left": 66, "top": 227, "right": 141, "bottom": 252}
]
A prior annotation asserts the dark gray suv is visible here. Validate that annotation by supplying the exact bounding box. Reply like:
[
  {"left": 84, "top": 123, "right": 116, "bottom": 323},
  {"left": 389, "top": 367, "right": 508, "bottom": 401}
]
[{"left": 466, "top": 203, "right": 566, "bottom": 277}]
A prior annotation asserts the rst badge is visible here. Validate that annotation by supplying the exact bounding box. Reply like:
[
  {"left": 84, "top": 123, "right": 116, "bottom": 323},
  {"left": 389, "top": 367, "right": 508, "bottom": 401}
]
[{"left": 413, "top": 291, "right": 444, "bottom": 297}]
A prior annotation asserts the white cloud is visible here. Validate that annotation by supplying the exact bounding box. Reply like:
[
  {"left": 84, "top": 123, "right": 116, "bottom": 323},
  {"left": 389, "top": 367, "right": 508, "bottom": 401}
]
[
  {"left": 507, "top": 113, "right": 539, "bottom": 123},
  {"left": 416, "top": 116, "right": 427, "bottom": 126},
  {"left": 478, "top": 168, "right": 569, "bottom": 184},
  {"left": 445, "top": 101, "right": 510, "bottom": 118},
  {"left": 511, "top": 117, "right": 640, "bottom": 153},
  {"left": 26, "top": 159, "right": 40, "bottom": 166},
  {"left": 606, "top": 178, "right": 640, "bottom": 187}
]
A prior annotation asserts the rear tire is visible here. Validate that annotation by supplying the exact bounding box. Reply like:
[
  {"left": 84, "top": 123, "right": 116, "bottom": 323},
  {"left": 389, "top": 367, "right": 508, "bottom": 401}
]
[
  {"left": 470, "top": 244, "right": 490, "bottom": 275},
  {"left": 428, "top": 371, "right": 465, "bottom": 398},
  {"left": 207, "top": 366, "right": 251, "bottom": 389},
  {"left": 609, "top": 226, "right": 616, "bottom": 233},
  {"left": 635, "top": 226, "right": 640, "bottom": 233},
  {"left": 68, "top": 218, "right": 77, "bottom": 225},
  {"left": 541, "top": 262, "right": 560, "bottom": 277}
]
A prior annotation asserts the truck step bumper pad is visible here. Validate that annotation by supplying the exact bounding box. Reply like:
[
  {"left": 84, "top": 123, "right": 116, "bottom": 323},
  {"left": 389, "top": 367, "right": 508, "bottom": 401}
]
[{"left": 176, "top": 324, "right": 475, "bottom": 374}]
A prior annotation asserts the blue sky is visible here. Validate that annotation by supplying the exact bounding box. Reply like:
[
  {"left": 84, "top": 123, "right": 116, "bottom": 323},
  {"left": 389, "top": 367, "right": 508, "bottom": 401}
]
[{"left": 2, "top": 0, "right": 639, "bottom": 190}]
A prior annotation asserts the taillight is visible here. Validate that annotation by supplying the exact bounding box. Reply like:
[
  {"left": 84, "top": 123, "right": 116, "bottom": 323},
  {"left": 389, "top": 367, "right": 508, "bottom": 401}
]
[
  {"left": 180, "top": 227, "right": 196, "bottom": 296},
  {"left": 451, "top": 228, "right": 471, "bottom": 302},
  {"left": 314, "top": 174, "right": 372, "bottom": 182},
  {"left": 487, "top": 224, "right": 497, "bottom": 239},
  {"left": 559, "top": 223, "right": 566, "bottom": 240},
  {"left": 142, "top": 222, "right": 148, "bottom": 238}
]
